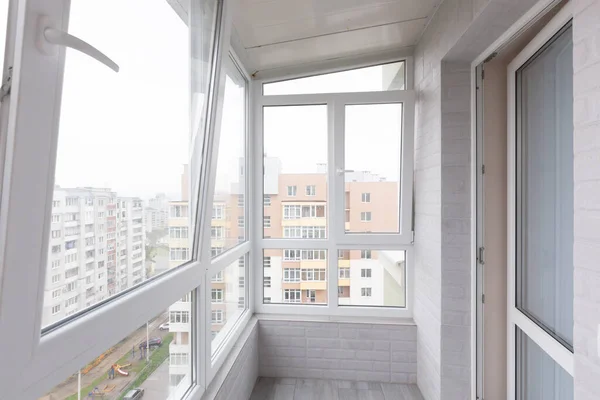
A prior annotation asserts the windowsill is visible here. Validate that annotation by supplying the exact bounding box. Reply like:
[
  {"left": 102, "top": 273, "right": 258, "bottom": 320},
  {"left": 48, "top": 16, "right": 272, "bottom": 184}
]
[{"left": 255, "top": 313, "right": 415, "bottom": 326}]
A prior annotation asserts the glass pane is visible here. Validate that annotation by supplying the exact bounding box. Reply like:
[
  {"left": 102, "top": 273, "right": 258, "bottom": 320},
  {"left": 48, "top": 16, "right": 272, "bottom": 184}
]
[
  {"left": 338, "top": 250, "right": 405, "bottom": 307},
  {"left": 40, "top": 0, "right": 193, "bottom": 329},
  {"left": 516, "top": 24, "right": 573, "bottom": 346},
  {"left": 344, "top": 104, "right": 402, "bottom": 234},
  {"left": 263, "top": 249, "right": 328, "bottom": 305},
  {"left": 263, "top": 105, "right": 327, "bottom": 239},
  {"left": 211, "top": 58, "right": 246, "bottom": 256},
  {"left": 263, "top": 61, "right": 405, "bottom": 95},
  {"left": 211, "top": 255, "right": 247, "bottom": 354},
  {"left": 42, "top": 296, "right": 193, "bottom": 399},
  {"left": 517, "top": 328, "right": 573, "bottom": 400}
]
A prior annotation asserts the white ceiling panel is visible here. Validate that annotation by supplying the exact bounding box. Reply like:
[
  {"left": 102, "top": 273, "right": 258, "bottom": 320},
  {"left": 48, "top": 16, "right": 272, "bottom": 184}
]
[
  {"left": 237, "top": 0, "right": 436, "bottom": 48},
  {"left": 232, "top": 0, "right": 441, "bottom": 72},
  {"left": 244, "top": 18, "right": 425, "bottom": 72}
]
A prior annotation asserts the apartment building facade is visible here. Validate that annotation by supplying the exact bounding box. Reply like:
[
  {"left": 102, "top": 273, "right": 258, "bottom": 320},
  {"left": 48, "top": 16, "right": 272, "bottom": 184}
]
[
  {"left": 263, "top": 162, "right": 406, "bottom": 306},
  {"left": 43, "top": 188, "right": 146, "bottom": 327}
]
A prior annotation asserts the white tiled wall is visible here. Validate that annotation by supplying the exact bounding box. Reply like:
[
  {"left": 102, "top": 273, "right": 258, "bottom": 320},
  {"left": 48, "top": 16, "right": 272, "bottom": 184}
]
[
  {"left": 206, "top": 318, "right": 259, "bottom": 400},
  {"left": 413, "top": 0, "right": 542, "bottom": 399},
  {"left": 573, "top": 0, "right": 600, "bottom": 399},
  {"left": 258, "top": 319, "right": 417, "bottom": 384}
]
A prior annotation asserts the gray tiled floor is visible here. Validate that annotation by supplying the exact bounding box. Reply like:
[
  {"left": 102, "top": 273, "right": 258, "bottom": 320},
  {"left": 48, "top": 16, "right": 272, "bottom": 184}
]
[{"left": 249, "top": 378, "right": 424, "bottom": 400}]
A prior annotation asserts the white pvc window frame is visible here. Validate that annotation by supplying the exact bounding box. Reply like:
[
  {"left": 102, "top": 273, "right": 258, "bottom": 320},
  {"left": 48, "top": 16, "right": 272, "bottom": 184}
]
[
  {"left": 506, "top": 4, "right": 574, "bottom": 398},
  {"left": 253, "top": 57, "right": 415, "bottom": 319},
  {"left": 0, "top": 0, "right": 253, "bottom": 398}
]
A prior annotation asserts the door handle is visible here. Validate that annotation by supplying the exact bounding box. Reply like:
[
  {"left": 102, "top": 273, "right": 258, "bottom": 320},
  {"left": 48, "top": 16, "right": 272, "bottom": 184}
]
[{"left": 37, "top": 16, "right": 119, "bottom": 72}]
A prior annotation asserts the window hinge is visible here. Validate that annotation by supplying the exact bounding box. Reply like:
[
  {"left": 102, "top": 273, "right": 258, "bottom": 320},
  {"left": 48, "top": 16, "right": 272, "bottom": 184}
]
[
  {"left": 481, "top": 69, "right": 484, "bottom": 80},
  {"left": 477, "top": 246, "right": 485, "bottom": 265},
  {"left": 482, "top": 294, "right": 485, "bottom": 304},
  {"left": 411, "top": 230, "right": 415, "bottom": 244},
  {"left": 0, "top": 66, "right": 13, "bottom": 103},
  {"left": 481, "top": 164, "right": 485, "bottom": 174}
]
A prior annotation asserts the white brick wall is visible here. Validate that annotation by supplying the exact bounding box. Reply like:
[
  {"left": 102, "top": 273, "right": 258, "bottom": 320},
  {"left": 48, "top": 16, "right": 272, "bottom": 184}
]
[
  {"left": 206, "top": 319, "right": 259, "bottom": 400},
  {"left": 413, "top": 1, "right": 541, "bottom": 399},
  {"left": 573, "top": 1, "right": 600, "bottom": 399},
  {"left": 258, "top": 319, "right": 417, "bottom": 384}
]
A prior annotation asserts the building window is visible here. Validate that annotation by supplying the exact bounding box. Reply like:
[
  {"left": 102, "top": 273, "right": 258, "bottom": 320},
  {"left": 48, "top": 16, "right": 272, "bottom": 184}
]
[
  {"left": 263, "top": 195, "right": 271, "bottom": 206},
  {"left": 284, "top": 289, "right": 301, "bottom": 303},
  {"left": 284, "top": 226, "right": 325, "bottom": 238},
  {"left": 283, "top": 268, "right": 301, "bottom": 282},
  {"left": 211, "top": 289, "right": 223, "bottom": 303},
  {"left": 52, "top": 200, "right": 60, "bottom": 208},
  {"left": 170, "top": 247, "right": 190, "bottom": 261},
  {"left": 170, "top": 205, "right": 188, "bottom": 218},
  {"left": 306, "top": 289, "right": 316, "bottom": 303},
  {"left": 238, "top": 194, "right": 244, "bottom": 207},
  {"left": 211, "top": 271, "right": 224, "bottom": 283},
  {"left": 361, "top": 268, "right": 372, "bottom": 278},
  {"left": 210, "top": 247, "right": 223, "bottom": 257},
  {"left": 211, "top": 226, "right": 223, "bottom": 239},
  {"left": 51, "top": 245, "right": 61, "bottom": 254},
  {"left": 264, "top": 216, "right": 271, "bottom": 228},
  {"left": 361, "top": 211, "right": 372, "bottom": 222},
  {"left": 361, "top": 250, "right": 372, "bottom": 259},
  {"left": 361, "top": 193, "right": 371, "bottom": 203},
  {"left": 263, "top": 297, "right": 271, "bottom": 303},
  {"left": 51, "top": 274, "right": 60, "bottom": 284},
  {"left": 302, "top": 205, "right": 325, "bottom": 218},
  {"left": 284, "top": 249, "right": 301, "bottom": 261},
  {"left": 263, "top": 256, "right": 271, "bottom": 268},
  {"left": 65, "top": 197, "right": 78, "bottom": 206},
  {"left": 287, "top": 186, "right": 297, "bottom": 196},
  {"left": 170, "top": 227, "right": 189, "bottom": 239},
  {"left": 263, "top": 276, "right": 271, "bottom": 288},
  {"left": 52, "top": 289, "right": 61, "bottom": 299},
  {"left": 301, "top": 269, "right": 326, "bottom": 281},
  {"left": 239, "top": 277, "right": 245, "bottom": 287},
  {"left": 238, "top": 216, "right": 244, "bottom": 228},
  {"left": 51, "top": 260, "right": 60, "bottom": 269},
  {"left": 305, "top": 185, "right": 316, "bottom": 196},
  {"left": 51, "top": 214, "right": 60, "bottom": 223},
  {"left": 361, "top": 288, "right": 372, "bottom": 297},
  {"left": 301, "top": 250, "right": 326, "bottom": 260},
  {"left": 212, "top": 204, "right": 224, "bottom": 220},
  {"left": 51, "top": 305, "right": 61, "bottom": 315},
  {"left": 339, "top": 268, "right": 350, "bottom": 279},
  {"left": 337, "top": 287, "right": 344, "bottom": 296},
  {"left": 170, "top": 353, "right": 189, "bottom": 366},
  {"left": 238, "top": 297, "right": 245, "bottom": 308},
  {"left": 283, "top": 205, "right": 301, "bottom": 220},
  {"left": 211, "top": 310, "right": 223, "bottom": 323},
  {"left": 169, "top": 311, "right": 190, "bottom": 323},
  {"left": 238, "top": 257, "right": 245, "bottom": 269}
]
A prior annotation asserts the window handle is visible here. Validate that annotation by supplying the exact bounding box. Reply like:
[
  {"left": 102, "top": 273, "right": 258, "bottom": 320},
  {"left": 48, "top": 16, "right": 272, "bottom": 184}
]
[
  {"left": 336, "top": 168, "right": 355, "bottom": 175},
  {"left": 37, "top": 16, "right": 119, "bottom": 72}
]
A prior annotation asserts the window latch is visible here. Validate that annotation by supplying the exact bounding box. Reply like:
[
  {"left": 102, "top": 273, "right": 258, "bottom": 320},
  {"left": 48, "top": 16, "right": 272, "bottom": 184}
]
[
  {"left": 336, "top": 168, "right": 355, "bottom": 175},
  {"left": 36, "top": 16, "right": 119, "bottom": 72}
]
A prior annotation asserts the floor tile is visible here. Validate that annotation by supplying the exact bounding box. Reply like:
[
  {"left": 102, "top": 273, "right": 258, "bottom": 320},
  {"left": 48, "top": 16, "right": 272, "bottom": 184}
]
[
  {"left": 273, "top": 383, "right": 296, "bottom": 399},
  {"left": 250, "top": 377, "right": 276, "bottom": 400}
]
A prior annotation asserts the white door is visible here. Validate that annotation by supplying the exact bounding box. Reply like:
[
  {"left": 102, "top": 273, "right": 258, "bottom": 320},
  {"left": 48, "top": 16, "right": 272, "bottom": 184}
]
[{"left": 507, "top": 5, "right": 574, "bottom": 399}]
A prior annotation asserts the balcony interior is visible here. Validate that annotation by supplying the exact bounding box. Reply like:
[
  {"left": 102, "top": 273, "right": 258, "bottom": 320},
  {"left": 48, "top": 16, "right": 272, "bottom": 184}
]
[{"left": 0, "top": 0, "right": 592, "bottom": 399}]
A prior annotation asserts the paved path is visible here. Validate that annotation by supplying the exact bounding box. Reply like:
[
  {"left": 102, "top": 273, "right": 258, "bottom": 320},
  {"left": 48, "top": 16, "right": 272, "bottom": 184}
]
[{"left": 141, "top": 360, "right": 171, "bottom": 400}]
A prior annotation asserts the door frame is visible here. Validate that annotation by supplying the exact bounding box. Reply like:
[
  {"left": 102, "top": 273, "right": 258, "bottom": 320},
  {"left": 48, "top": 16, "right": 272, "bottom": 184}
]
[{"left": 506, "top": 3, "right": 574, "bottom": 398}]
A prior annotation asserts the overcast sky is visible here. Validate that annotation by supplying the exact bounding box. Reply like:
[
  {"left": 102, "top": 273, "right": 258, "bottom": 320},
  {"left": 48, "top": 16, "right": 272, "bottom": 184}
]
[{"left": 3, "top": 1, "right": 402, "bottom": 201}]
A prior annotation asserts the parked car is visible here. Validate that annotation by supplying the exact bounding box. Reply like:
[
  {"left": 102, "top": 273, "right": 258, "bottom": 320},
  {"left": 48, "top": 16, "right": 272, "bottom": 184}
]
[
  {"left": 123, "top": 388, "right": 144, "bottom": 400},
  {"left": 159, "top": 322, "right": 169, "bottom": 331},
  {"left": 139, "top": 337, "right": 162, "bottom": 349}
]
